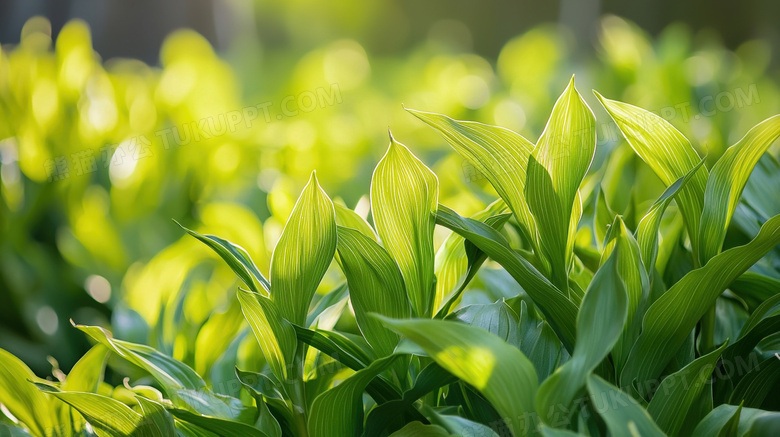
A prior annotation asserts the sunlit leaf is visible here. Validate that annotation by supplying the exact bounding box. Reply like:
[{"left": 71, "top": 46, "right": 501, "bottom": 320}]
[
  {"left": 378, "top": 316, "right": 538, "bottom": 437},
  {"left": 699, "top": 115, "right": 780, "bottom": 263},
  {"left": 371, "top": 134, "right": 438, "bottom": 317},
  {"left": 271, "top": 171, "right": 337, "bottom": 325},
  {"left": 526, "top": 77, "right": 596, "bottom": 290}
]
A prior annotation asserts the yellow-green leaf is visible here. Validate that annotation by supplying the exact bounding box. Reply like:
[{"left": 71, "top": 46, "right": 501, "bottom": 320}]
[
  {"left": 406, "top": 108, "right": 537, "bottom": 248},
  {"left": 595, "top": 92, "right": 708, "bottom": 263},
  {"left": 335, "top": 226, "right": 411, "bottom": 356},
  {"left": 0, "top": 349, "right": 56, "bottom": 437},
  {"left": 371, "top": 134, "right": 438, "bottom": 317},
  {"left": 237, "top": 288, "right": 297, "bottom": 381},
  {"left": 271, "top": 171, "right": 337, "bottom": 325},
  {"left": 699, "top": 115, "right": 780, "bottom": 263},
  {"left": 378, "top": 317, "right": 538, "bottom": 437},
  {"left": 526, "top": 77, "right": 596, "bottom": 290}
]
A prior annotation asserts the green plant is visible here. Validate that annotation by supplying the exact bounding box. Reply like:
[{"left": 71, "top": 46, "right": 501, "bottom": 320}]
[{"left": 2, "top": 77, "right": 780, "bottom": 436}]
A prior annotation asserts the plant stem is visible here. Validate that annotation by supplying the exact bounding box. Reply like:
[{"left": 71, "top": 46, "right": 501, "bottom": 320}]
[
  {"left": 289, "top": 342, "right": 309, "bottom": 437},
  {"left": 700, "top": 304, "right": 716, "bottom": 353}
]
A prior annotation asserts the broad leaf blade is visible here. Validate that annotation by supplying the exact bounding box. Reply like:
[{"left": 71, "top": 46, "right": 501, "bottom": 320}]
[
  {"left": 271, "top": 171, "right": 337, "bottom": 325},
  {"left": 336, "top": 226, "right": 411, "bottom": 356},
  {"left": 595, "top": 92, "right": 708, "bottom": 261},
  {"left": 237, "top": 288, "right": 297, "bottom": 381},
  {"left": 586, "top": 375, "right": 665, "bottom": 437},
  {"left": 699, "top": 115, "right": 780, "bottom": 263},
  {"left": 647, "top": 342, "right": 727, "bottom": 436},
  {"left": 406, "top": 108, "right": 537, "bottom": 248},
  {"left": 435, "top": 205, "right": 578, "bottom": 351},
  {"left": 536, "top": 250, "right": 628, "bottom": 425},
  {"left": 526, "top": 77, "right": 596, "bottom": 290},
  {"left": 0, "top": 349, "right": 56, "bottom": 437},
  {"left": 371, "top": 134, "right": 438, "bottom": 317},
  {"left": 621, "top": 213, "right": 780, "bottom": 388},
  {"left": 378, "top": 317, "right": 539, "bottom": 437}
]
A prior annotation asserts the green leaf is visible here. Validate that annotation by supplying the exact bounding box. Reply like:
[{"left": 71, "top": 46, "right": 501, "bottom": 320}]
[
  {"left": 600, "top": 217, "right": 649, "bottom": 373},
  {"left": 308, "top": 355, "right": 398, "bottom": 437},
  {"left": 371, "top": 134, "right": 438, "bottom": 317},
  {"left": 136, "top": 397, "right": 176, "bottom": 437},
  {"left": 435, "top": 205, "right": 578, "bottom": 352},
  {"left": 75, "top": 324, "right": 206, "bottom": 393},
  {"left": 586, "top": 375, "right": 665, "bottom": 437},
  {"left": 691, "top": 404, "right": 780, "bottom": 436},
  {"left": 271, "top": 171, "right": 337, "bottom": 325},
  {"left": 336, "top": 226, "right": 411, "bottom": 356},
  {"left": 526, "top": 77, "right": 596, "bottom": 290},
  {"left": 434, "top": 199, "right": 508, "bottom": 316},
  {"left": 169, "top": 408, "right": 269, "bottom": 437},
  {"left": 647, "top": 342, "right": 727, "bottom": 436},
  {"left": 595, "top": 92, "right": 709, "bottom": 262},
  {"left": 0, "top": 349, "right": 56, "bottom": 437},
  {"left": 722, "top": 293, "right": 780, "bottom": 370},
  {"left": 539, "top": 426, "right": 584, "bottom": 437},
  {"left": 730, "top": 355, "right": 780, "bottom": 408},
  {"left": 333, "top": 202, "right": 378, "bottom": 242},
  {"left": 406, "top": 108, "right": 537, "bottom": 250},
  {"left": 237, "top": 288, "right": 297, "bottom": 382},
  {"left": 594, "top": 187, "right": 616, "bottom": 250},
  {"left": 291, "top": 325, "right": 401, "bottom": 403},
  {"left": 635, "top": 158, "right": 706, "bottom": 275},
  {"left": 388, "top": 422, "right": 454, "bottom": 437},
  {"left": 178, "top": 222, "right": 270, "bottom": 294},
  {"left": 377, "top": 317, "right": 538, "bottom": 437},
  {"left": 699, "top": 115, "right": 780, "bottom": 263},
  {"left": 63, "top": 344, "right": 108, "bottom": 392},
  {"left": 35, "top": 383, "right": 143, "bottom": 437},
  {"left": 621, "top": 213, "right": 780, "bottom": 388},
  {"left": 536, "top": 250, "right": 627, "bottom": 425}
]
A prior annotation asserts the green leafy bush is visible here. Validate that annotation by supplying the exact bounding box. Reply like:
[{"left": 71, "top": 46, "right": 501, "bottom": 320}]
[{"left": 2, "top": 77, "right": 780, "bottom": 436}]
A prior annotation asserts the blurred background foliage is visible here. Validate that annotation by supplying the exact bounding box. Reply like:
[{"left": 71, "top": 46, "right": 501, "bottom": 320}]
[{"left": 1, "top": 0, "right": 779, "bottom": 391}]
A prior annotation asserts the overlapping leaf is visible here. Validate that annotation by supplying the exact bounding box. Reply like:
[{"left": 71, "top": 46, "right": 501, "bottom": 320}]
[
  {"left": 621, "top": 213, "right": 780, "bottom": 388},
  {"left": 406, "top": 109, "right": 537, "bottom": 247},
  {"left": 526, "top": 77, "right": 596, "bottom": 290},
  {"left": 378, "top": 316, "right": 538, "bottom": 437},
  {"left": 335, "top": 226, "right": 411, "bottom": 356},
  {"left": 536, "top": 250, "right": 627, "bottom": 425},
  {"left": 596, "top": 92, "right": 709, "bottom": 262},
  {"left": 237, "top": 288, "right": 297, "bottom": 381}
]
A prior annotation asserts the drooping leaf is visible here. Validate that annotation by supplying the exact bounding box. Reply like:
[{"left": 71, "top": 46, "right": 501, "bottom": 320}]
[
  {"left": 635, "top": 158, "right": 706, "bottom": 275},
  {"left": 434, "top": 199, "right": 507, "bottom": 316},
  {"left": 647, "top": 342, "right": 727, "bottom": 436},
  {"left": 435, "top": 205, "right": 578, "bottom": 352},
  {"left": 526, "top": 77, "right": 596, "bottom": 290},
  {"left": 371, "top": 134, "right": 438, "bottom": 317},
  {"left": 35, "top": 383, "right": 144, "bottom": 437},
  {"left": 136, "top": 397, "right": 176, "bottom": 437},
  {"left": 271, "top": 171, "right": 337, "bottom": 325},
  {"left": 169, "top": 408, "right": 269, "bottom": 437},
  {"left": 621, "top": 213, "right": 780, "bottom": 388},
  {"left": 75, "top": 324, "right": 206, "bottom": 393},
  {"left": 406, "top": 108, "right": 537, "bottom": 249},
  {"left": 237, "top": 288, "right": 297, "bottom": 382},
  {"left": 377, "top": 316, "right": 539, "bottom": 437},
  {"left": 178, "top": 223, "right": 270, "bottom": 294},
  {"left": 535, "top": 250, "right": 627, "bottom": 425},
  {"left": 699, "top": 115, "right": 780, "bottom": 263},
  {"left": 335, "top": 226, "right": 411, "bottom": 356},
  {"left": 595, "top": 92, "right": 709, "bottom": 262},
  {"left": 586, "top": 375, "right": 665, "bottom": 437},
  {"left": 691, "top": 404, "right": 780, "bottom": 436}
]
